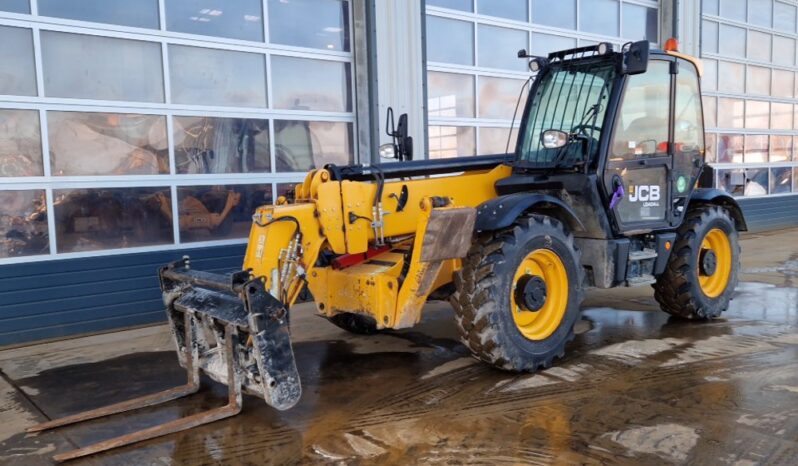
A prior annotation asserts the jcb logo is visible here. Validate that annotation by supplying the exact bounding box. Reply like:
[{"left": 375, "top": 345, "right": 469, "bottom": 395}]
[{"left": 629, "top": 185, "right": 661, "bottom": 202}]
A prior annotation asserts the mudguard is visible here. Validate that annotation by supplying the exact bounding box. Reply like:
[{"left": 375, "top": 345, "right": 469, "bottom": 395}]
[
  {"left": 474, "top": 193, "right": 585, "bottom": 233},
  {"left": 689, "top": 188, "right": 748, "bottom": 231}
]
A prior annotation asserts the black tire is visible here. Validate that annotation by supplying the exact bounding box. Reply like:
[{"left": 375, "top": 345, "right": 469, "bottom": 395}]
[
  {"left": 327, "top": 313, "right": 382, "bottom": 335},
  {"left": 653, "top": 205, "right": 740, "bottom": 319},
  {"left": 451, "top": 215, "right": 584, "bottom": 372}
]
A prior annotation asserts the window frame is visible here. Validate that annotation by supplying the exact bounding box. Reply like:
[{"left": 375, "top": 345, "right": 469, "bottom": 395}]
[
  {"left": 425, "top": 0, "right": 661, "bottom": 161},
  {"left": 0, "top": 1, "right": 358, "bottom": 264}
]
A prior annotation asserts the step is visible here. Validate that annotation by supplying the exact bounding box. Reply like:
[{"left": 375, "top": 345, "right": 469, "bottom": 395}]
[
  {"left": 628, "top": 249, "right": 658, "bottom": 261},
  {"left": 626, "top": 274, "right": 656, "bottom": 287}
]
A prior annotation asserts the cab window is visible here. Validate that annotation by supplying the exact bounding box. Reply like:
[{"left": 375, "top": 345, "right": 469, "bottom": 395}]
[
  {"left": 611, "top": 60, "right": 671, "bottom": 160},
  {"left": 674, "top": 62, "right": 704, "bottom": 155},
  {"left": 672, "top": 60, "right": 705, "bottom": 196}
]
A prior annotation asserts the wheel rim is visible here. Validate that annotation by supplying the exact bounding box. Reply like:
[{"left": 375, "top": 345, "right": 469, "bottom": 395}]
[
  {"left": 698, "top": 228, "right": 732, "bottom": 298},
  {"left": 511, "top": 249, "right": 569, "bottom": 341}
]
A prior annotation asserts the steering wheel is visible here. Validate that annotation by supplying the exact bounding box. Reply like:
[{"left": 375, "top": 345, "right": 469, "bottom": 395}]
[{"left": 571, "top": 124, "right": 602, "bottom": 136}]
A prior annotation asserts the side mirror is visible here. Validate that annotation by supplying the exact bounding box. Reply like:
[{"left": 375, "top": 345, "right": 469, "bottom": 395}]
[
  {"left": 385, "top": 107, "right": 414, "bottom": 161},
  {"left": 622, "top": 40, "right": 649, "bottom": 75},
  {"left": 541, "top": 129, "right": 569, "bottom": 149}
]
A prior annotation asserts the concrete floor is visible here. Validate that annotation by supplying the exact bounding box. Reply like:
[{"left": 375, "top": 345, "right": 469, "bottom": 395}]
[{"left": 1, "top": 229, "right": 797, "bottom": 465}]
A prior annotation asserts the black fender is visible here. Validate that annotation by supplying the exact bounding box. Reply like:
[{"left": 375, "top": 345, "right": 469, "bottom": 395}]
[
  {"left": 475, "top": 193, "right": 585, "bottom": 233},
  {"left": 688, "top": 188, "right": 748, "bottom": 231}
]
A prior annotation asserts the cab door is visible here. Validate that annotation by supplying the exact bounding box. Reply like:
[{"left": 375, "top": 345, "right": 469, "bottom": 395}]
[
  {"left": 670, "top": 58, "right": 705, "bottom": 227},
  {"left": 604, "top": 58, "right": 674, "bottom": 232}
]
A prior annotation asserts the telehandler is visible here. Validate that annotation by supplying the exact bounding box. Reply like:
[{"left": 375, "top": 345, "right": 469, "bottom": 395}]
[{"left": 31, "top": 40, "right": 745, "bottom": 461}]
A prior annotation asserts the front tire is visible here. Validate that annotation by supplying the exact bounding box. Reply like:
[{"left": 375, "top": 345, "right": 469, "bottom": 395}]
[
  {"left": 451, "top": 215, "right": 584, "bottom": 372},
  {"left": 653, "top": 206, "right": 740, "bottom": 319}
]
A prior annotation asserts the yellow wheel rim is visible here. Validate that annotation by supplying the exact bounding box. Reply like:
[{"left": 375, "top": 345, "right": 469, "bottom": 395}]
[
  {"left": 511, "top": 249, "right": 569, "bottom": 341},
  {"left": 698, "top": 228, "right": 732, "bottom": 298}
]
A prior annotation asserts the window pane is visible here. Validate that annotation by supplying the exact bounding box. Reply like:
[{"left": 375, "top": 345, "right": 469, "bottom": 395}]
[
  {"left": 173, "top": 116, "right": 270, "bottom": 174},
  {"left": 0, "top": 0, "right": 28, "bottom": 13},
  {"left": 165, "top": 0, "right": 263, "bottom": 42},
  {"left": 772, "top": 36, "right": 795, "bottom": 66},
  {"left": 478, "top": 25, "right": 527, "bottom": 71},
  {"left": 612, "top": 61, "right": 670, "bottom": 160},
  {"left": 429, "top": 126, "right": 475, "bottom": 158},
  {"left": 720, "top": 0, "right": 746, "bottom": 21},
  {"left": 177, "top": 184, "right": 272, "bottom": 242},
  {"left": 771, "top": 102, "right": 793, "bottom": 129},
  {"left": 717, "top": 98, "right": 745, "bottom": 128},
  {"left": 48, "top": 112, "right": 168, "bottom": 176},
  {"left": 774, "top": 2, "right": 796, "bottom": 33},
  {"left": 532, "top": 0, "right": 575, "bottom": 29},
  {"left": 675, "top": 64, "right": 704, "bottom": 157},
  {"left": 770, "top": 135, "right": 792, "bottom": 161},
  {"left": 770, "top": 167, "right": 792, "bottom": 194},
  {"left": 703, "top": 96, "right": 717, "bottom": 128},
  {"left": 39, "top": 0, "right": 159, "bottom": 29},
  {"left": 0, "top": 26, "right": 36, "bottom": 96},
  {"left": 702, "top": 58, "right": 718, "bottom": 91},
  {"left": 745, "top": 65, "right": 769, "bottom": 95},
  {"left": 772, "top": 69, "right": 794, "bottom": 99},
  {"left": 477, "top": 0, "right": 527, "bottom": 21},
  {"left": 530, "top": 33, "right": 576, "bottom": 56},
  {"left": 54, "top": 187, "right": 174, "bottom": 253},
  {"left": 719, "top": 61, "right": 745, "bottom": 93},
  {"left": 794, "top": 168, "right": 798, "bottom": 191},
  {"left": 169, "top": 45, "right": 266, "bottom": 107},
  {"left": 744, "top": 134, "right": 768, "bottom": 163},
  {"left": 749, "top": 0, "right": 772, "bottom": 27},
  {"left": 719, "top": 169, "right": 745, "bottom": 196},
  {"left": 271, "top": 56, "right": 351, "bottom": 112},
  {"left": 426, "top": 16, "right": 473, "bottom": 66},
  {"left": 747, "top": 30, "right": 771, "bottom": 62},
  {"left": 719, "top": 24, "right": 745, "bottom": 58},
  {"left": 479, "top": 127, "right": 518, "bottom": 155},
  {"left": 0, "top": 109, "right": 42, "bottom": 177},
  {"left": 718, "top": 134, "right": 743, "bottom": 163},
  {"left": 268, "top": 0, "right": 350, "bottom": 51},
  {"left": 705, "top": 133, "right": 717, "bottom": 163},
  {"left": 580, "top": 0, "right": 619, "bottom": 36},
  {"left": 745, "top": 100, "right": 770, "bottom": 129},
  {"left": 428, "top": 0, "right": 472, "bottom": 12},
  {"left": 478, "top": 76, "right": 528, "bottom": 119},
  {"left": 702, "top": 21, "right": 718, "bottom": 54},
  {"left": 42, "top": 32, "right": 163, "bottom": 102},
  {"left": 703, "top": 0, "right": 719, "bottom": 15},
  {"left": 274, "top": 120, "right": 352, "bottom": 171},
  {"left": 428, "top": 71, "right": 474, "bottom": 117},
  {"left": 0, "top": 190, "right": 48, "bottom": 258},
  {"left": 744, "top": 168, "right": 769, "bottom": 195},
  {"left": 622, "top": 4, "right": 658, "bottom": 42}
]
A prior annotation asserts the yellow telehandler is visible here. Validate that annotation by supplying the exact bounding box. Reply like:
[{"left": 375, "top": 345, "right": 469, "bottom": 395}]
[{"left": 32, "top": 40, "right": 746, "bottom": 461}]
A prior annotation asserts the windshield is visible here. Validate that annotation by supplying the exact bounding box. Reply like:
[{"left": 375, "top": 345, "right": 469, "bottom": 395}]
[{"left": 518, "top": 61, "right": 616, "bottom": 166}]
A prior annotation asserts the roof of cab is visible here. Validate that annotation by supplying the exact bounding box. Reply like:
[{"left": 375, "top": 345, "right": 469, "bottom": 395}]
[{"left": 650, "top": 48, "right": 704, "bottom": 77}]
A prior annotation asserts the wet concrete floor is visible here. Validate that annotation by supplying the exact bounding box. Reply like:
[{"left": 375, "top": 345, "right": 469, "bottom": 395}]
[{"left": 1, "top": 229, "right": 797, "bottom": 465}]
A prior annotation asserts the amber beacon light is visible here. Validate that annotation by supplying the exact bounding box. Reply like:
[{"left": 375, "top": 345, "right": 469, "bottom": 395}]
[{"left": 664, "top": 37, "right": 679, "bottom": 52}]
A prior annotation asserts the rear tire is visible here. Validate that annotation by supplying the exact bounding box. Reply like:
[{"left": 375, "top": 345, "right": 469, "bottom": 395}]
[
  {"left": 451, "top": 215, "right": 584, "bottom": 372},
  {"left": 327, "top": 313, "right": 381, "bottom": 335},
  {"left": 653, "top": 206, "right": 740, "bottom": 319}
]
